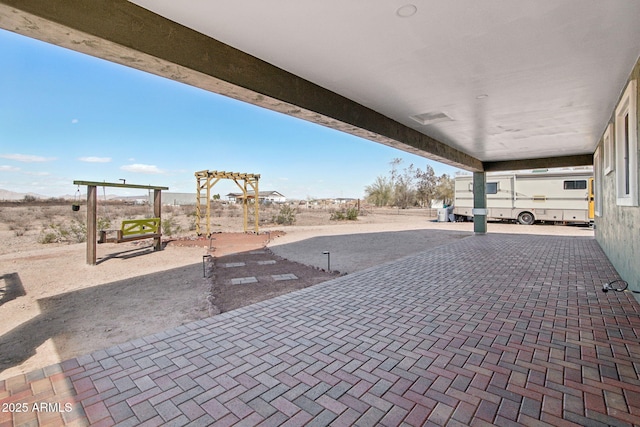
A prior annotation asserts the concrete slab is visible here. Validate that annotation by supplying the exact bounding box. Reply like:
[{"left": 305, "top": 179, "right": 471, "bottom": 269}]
[
  {"left": 272, "top": 274, "right": 298, "bottom": 281},
  {"left": 230, "top": 276, "right": 258, "bottom": 285}
]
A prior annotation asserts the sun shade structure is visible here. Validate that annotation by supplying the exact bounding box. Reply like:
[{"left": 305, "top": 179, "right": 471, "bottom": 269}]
[
  {"left": 73, "top": 180, "right": 169, "bottom": 265},
  {"left": 195, "top": 170, "right": 260, "bottom": 235}
]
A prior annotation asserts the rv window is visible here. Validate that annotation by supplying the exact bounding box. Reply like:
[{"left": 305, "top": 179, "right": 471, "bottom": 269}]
[
  {"left": 486, "top": 182, "right": 499, "bottom": 194},
  {"left": 563, "top": 180, "right": 587, "bottom": 190}
]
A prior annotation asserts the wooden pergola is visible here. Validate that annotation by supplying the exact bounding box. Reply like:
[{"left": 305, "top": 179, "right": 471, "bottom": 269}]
[
  {"left": 195, "top": 170, "right": 260, "bottom": 235},
  {"left": 73, "top": 180, "right": 169, "bottom": 265}
]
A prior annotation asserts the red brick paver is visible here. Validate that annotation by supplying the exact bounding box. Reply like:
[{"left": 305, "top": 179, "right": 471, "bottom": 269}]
[{"left": 1, "top": 234, "right": 639, "bottom": 426}]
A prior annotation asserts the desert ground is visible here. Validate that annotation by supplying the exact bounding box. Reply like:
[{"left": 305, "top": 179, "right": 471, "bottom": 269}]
[{"left": 0, "top": 202, "right": 593, "bottom": 381}]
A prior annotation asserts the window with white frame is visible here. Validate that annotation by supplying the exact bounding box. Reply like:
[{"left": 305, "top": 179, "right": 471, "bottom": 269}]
[
  {"left": 603, "top": 123, "right": 614, "bottom": 175},
  {"left": 594, "top": 147, "right": 602, "bottom": 217},
  {"left": 614, "top": 80, "right": 638, "bottom": 206}
]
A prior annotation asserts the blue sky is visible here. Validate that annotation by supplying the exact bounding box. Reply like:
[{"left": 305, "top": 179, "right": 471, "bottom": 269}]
[{"left": 0, "top": 29, "right": 460, "bottom": 200}]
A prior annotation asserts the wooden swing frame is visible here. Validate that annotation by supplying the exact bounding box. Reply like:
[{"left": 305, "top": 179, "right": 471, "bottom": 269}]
[{"left": 73, "top": 180, "right": 169, "bottom": 265}]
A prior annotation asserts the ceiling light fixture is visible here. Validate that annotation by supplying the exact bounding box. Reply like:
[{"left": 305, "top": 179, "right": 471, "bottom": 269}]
[
  {"left": 396, "top": 4, "right": 418, "bottom": 18},
  {"left": 410, "top": 111, "right": 453, "bottom": 126},
  {"left": 476, "top": 94, "right": 489, "bottom": 99}
]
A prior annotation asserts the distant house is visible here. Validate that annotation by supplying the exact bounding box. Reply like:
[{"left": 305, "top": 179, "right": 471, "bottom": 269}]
[
  {"left": 226, "top": 191, "right": 286, "bottom": 204},
  {"left": 335, "top": 198, "right": 357, "bottom": 205}
]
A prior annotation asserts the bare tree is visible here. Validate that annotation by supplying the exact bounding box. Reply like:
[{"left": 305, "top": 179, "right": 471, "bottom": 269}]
[
  {"left": 415, "top": 164, "right": 437, "bottom": 207},
  {"left": 392, "top": 161, "right": 416, "bottom": 209},
  {"left": 364, "top": 158, "right": 454, "bottom": 208}
]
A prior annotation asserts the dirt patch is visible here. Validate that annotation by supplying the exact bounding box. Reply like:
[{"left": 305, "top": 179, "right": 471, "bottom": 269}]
[
  {"left": 166, "top": 230, "right": 286, "bottom": 256},
  {"left": 0, "top": 243, "right": 211, "bottom": 380},
  {"left": 209, "top": 248, "right": 338, "bottom": 313},
  {"left": 167, "top": 232, "right": 337, "bottom": 314}
]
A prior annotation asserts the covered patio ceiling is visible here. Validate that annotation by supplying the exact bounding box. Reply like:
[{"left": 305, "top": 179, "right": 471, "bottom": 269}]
[{"left": 2, "top": 0, "right": 640, "bottom": 171}]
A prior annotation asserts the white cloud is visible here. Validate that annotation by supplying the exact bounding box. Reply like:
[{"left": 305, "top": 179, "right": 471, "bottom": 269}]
[
  {"left": 0, "top": 153, "right": 56, "bottom": 162},
  {"left": 71, "top": 119, "right": 79, "bottom": 124},
  {"left": 120, "top": 164, "right": 165, "bottom": 174},
  {"left": 0, "top": 165, "right": 20, "bottom": 171},
  {"left": 78, "top": 156, "right": 112, "bottom": 163}
]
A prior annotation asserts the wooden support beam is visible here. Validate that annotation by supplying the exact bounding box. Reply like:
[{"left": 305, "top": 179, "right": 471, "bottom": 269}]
[
  {"left": 87, "top": 185, "right": 97, "bottom": 265},
  {"left": 483, "top": 154, "right": 594, "bottom": 172},
  {"left": 73, "top": 180, "right": 168, "bottom": 190},
  {"left": 254, "top": 177, "right": 259, "bottom": 233},
  {"left": 153, "top": 189, "right": 162, "bottom": 251}
]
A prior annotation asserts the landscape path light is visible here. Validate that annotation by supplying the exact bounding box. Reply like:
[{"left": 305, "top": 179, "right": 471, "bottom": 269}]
[
  {"left": 203, "top": 254, "right": 212, "bottom": 277},
  {"left": 322, "top": 251, "right": 330, "bottom": 272}
]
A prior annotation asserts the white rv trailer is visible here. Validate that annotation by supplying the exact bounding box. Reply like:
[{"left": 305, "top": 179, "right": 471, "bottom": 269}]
[{"left": 453, "top": 169, "right": 594, "bottom": 225}]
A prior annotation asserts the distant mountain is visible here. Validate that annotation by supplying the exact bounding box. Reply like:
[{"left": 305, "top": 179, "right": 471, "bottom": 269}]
[
  {"left": 0, "top": 189, "right": 48, "bottom": 201},
  {"left": 0, "top": 189, "right": 152, "bottom": 201}
]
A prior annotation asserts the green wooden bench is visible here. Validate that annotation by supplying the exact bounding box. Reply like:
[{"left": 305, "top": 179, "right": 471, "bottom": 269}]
[{"left": 98, "top": 218, "right": 161, "bottom": 244}]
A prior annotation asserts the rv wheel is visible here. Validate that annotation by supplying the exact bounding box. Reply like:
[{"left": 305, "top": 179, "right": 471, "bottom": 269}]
[{"left": 517, "top": 212, "right": 535, "bottom": 225}]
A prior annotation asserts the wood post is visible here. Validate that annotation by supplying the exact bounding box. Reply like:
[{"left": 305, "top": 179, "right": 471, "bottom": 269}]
[
  {"left": 254, "top": 176, "right": 259, "bottom": 233},
  {"left": 87, "top": 185, "right": 97, "bottom": 265},
  {"left": 153, "top": 189, "right": 162, "bottom": 251}
]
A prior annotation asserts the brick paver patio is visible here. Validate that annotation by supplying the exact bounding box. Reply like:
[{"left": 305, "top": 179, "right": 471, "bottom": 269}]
[{"left": 1, "top": 234, "right": 639, "bottom": 426}]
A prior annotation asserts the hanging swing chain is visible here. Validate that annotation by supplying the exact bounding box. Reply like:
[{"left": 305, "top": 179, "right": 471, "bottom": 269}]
[
  {"left": 98, "top": 186, "right": 112, "bottom": 231},
  {"left": 102, "top": 186, "right": 109, "bottom": 217},
  {"left": 71, "top": 185, "right": 82, "bottom": 211}
]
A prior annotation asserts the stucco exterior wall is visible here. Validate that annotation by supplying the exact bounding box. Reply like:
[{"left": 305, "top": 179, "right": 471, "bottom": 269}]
[{"left": 595, "top": 58, "right": 640, "bottom": 292}]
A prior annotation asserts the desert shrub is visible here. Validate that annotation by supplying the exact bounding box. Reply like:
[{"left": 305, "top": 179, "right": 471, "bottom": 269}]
[
  {"left": 9, "top": 221, "right": 31, "bottom": 237},
  {"left": 226, "top": 204, "right": 241, "bottom": 218},
  {"left": 330, "top": 207, "right": 359, "bottom": 221},
  {"left": 40, "top": 206, "right": 57, "bottom": 221},
  {"left": 2, "top": 211, "right": 32, "bottom": 236},
  {"left": 97, "top": 217, "right": 111, "bottom": 231},
  {"left": 38, "top": 228, "right": 59, "bottom": 244},
  {"left": 346, "top": 207, "right": 359, "bottom": 220},
  {"left": 273, "top": 205, "right": 296, "bottom": 225},
  {"left": 162, "top": 216, "right": 182, "bottom": 237},
  {"left": 330, "top": 210, "right": 345, "bottom": 221},
  {"left": 121, "top": 205, "right": 148, "bottom": 218},
  {"left": 38, "top": 219, "right": 86, "bottom": 244},
  {"left": 67, "top": 219, "right": 87, "bottom": 242}
]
